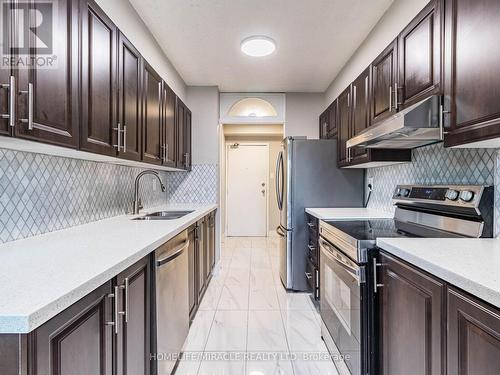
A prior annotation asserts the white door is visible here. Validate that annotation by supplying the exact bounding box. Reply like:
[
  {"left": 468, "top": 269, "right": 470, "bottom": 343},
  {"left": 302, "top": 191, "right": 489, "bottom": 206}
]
[{"left": 226, "top": 144, "right": 268, "bottom": 237}]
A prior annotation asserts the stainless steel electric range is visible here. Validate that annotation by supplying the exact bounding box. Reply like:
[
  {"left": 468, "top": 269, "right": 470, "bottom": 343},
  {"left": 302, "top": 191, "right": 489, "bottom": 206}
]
[{"left": 318, "top": 185, "right": 494, "bottom": 375}]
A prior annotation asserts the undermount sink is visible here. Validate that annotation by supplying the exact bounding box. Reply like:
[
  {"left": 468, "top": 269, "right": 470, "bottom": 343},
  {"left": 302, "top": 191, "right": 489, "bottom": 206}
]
[{"left": 132, "top": 210, "right": 194, "bottom": 221}]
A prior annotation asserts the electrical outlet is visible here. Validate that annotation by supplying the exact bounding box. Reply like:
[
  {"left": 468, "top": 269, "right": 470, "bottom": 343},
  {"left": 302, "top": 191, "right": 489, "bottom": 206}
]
[{"left": 367, "top": 177, "right": 374, "bottom": 190}]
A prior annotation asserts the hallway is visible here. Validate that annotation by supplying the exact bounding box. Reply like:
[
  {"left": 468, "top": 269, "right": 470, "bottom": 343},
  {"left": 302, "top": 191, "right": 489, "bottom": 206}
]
[{"left": 176, "top": 236, "right": 339, "bottom": 375}]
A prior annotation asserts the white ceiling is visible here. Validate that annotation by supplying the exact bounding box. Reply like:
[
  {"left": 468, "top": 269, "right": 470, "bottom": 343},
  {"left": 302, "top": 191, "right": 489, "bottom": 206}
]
[{"left": 129, "top": 0, "right": 394, "bottom": 92}]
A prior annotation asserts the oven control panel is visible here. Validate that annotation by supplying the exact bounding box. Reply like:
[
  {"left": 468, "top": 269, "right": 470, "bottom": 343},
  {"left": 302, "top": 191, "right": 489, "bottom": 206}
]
[{"left": 392, "top": 185, "right": 488, "bottom": 208}]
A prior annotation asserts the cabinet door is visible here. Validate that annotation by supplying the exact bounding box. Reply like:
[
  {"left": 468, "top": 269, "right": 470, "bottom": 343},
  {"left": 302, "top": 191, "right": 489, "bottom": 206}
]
[
  {"left": 142, "top": 62, "right": 163, "bottom": 165},
  {"left": 443, "top": 0, "right": 500, "bottom": 147},
  {"left": 337, "top": 86, "right": 351, "bottom": 165},
  {"left": 15, "top": 0, "right": 79, "bottom": 148},
  {"left": 398, "top": 0, "right": 442, "bottom": 109},
  {"left": 162, "top": 83, "right": 177, "bottom": 167},
  {"left": 351, "top": 67, "right": 370, "bottom": 160},
  {"left": 175, "top": 98, "right": 186, "bottom": 168},
  {"left": 447, "top": 288, "right": 500, "bottom": 375},
  {"left": 196, "top": 220, "right": 206, "bottom": 298},
  {"left": 0, "top": 1, "right": 15, "bottom": 137},
  {"left": 370, "top": 40, "right": 398, "bottom": 124},
  {"left": 378, "top": 251, "right": 445, "bottom": 375},
  {"left": 117, "top": 32, "right": 142, "bottom": 161},
  {"left": 188, "top": 224, "right": 198, "bottom": 320},
  {"left": 328, "top": 101, "right": 338, "bottom": 138},
  {"left": 184, "top": 107, "right": 192, "bottom": 171},
  {"left": 319, "top": 108, "right": 329, "bottom": 139},
  {"left": 116, "top": 256, "right": 151, "bottom": 375},
  {"left": 208, "top": 213, "right": 216, "bottom": 273},
  {"left": 204, "top": 216, "right": 211, "bottom": 282},
  {"left": 33, "top": 281, "right": 113, "bottom": 375},
  {"left": 80, "top": 0, "right": 117, "bottom": 156}
]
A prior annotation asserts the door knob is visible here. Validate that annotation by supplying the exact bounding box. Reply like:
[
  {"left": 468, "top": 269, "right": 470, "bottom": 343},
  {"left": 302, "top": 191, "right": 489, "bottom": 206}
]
[
  {"left": 261, "top": 182, "right": 265, "bottom": 187},
  {"left": 261, "top": 189, "right": 266, "bottom": 195}
]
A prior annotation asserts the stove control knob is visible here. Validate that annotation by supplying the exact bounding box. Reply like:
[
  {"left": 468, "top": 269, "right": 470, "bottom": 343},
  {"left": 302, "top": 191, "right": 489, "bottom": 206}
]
[
  {"left": 445, "top": 189, "right": 460, "bottom": 201},
  {"left": 459, "top": 190, "right": 475, "bottom": 202}
]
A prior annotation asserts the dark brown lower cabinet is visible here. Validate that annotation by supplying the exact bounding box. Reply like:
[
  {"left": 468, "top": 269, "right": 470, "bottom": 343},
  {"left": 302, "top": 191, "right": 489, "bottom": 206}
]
[
  {"left": 196, "top": 217, "right": 207, "bottom": 300},
  {"left": 189, "top": 212, "right": 217, "bottom": 322},
  {"left": 32, "top": 281, "right": 114, "bottom": 375},
  {"left": 447, "top": 287, "right": 500, "bottom": 375},
  {"left": 115, "top": 257, "right": 151, "bottom": 375},
  {"left": 378, "top": 251, "right": 445, "bottom": 375},
  {"left": 188, "top": 224, "right": 198, "bottom": 321}
]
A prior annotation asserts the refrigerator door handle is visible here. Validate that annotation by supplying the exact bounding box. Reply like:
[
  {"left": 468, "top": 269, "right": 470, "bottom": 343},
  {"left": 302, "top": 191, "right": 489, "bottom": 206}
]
[{"left": 276, "top": 151, "right": 283, "bottom": 210}]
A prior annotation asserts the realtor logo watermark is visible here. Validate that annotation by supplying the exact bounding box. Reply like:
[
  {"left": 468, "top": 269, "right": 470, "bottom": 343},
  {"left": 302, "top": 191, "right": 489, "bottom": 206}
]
[{"left": 1, "top": 0, "right": 58, "bottom": 69}]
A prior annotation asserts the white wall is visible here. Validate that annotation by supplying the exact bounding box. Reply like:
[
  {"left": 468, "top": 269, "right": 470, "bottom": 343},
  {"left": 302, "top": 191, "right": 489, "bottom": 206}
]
[
  {"left": 95, "top": 0, "right": 187, "bottom": 101},
  {"left": 324, "top": 0, "right": 430, "bottom": 107},
  {"left": 186, "top": 86, "right": 220, "bottom": 165},
  {"left": 285, "top": 93, "right": 324, "bottom": 139}
]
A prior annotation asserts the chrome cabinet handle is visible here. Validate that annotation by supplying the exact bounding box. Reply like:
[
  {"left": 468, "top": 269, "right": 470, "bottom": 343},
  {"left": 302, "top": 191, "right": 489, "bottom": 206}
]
[
  {"left": 389, "top": 85, "right": 393, "bottom": 112},
  {"left": 123, "top": 125, "right": 127, "bottom": 153},
  {"left": 394, "top": 83, "right": 399, "bottom": 111},
  {"left": 119, "top": 278, "right": 129, "bottom": 323},
  {"left": 307, "top": 222, "right": 316, "bottom": 228},
  {"left": 106, "top": 286, "right": 120, "bottom": 334},
  {"left": 439, "top": 104, "right": 450, "bottom": 140},
  {"left": 1, "top": 76, "right": 16, "bottom": 127},
  {"left": 307, "top": 244, "right": 316, "bottom": 251},
  {"left": 113, "top": 123, "right": 123, "bottom": 151},
  {"left": 373, "top": 258, "right": 384, "bottom": 293},
  {"left": 19, "top": 83, "right": 33, "bottom": 130},
  {"left": 305, "top": 272, "right": 312, "bottom": 280}
]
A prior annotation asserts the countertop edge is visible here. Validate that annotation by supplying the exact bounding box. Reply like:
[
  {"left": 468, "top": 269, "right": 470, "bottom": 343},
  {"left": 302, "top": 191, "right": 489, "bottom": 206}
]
[
  {"left": 0, "top": 205, "right": 217, "bottom": 334},
  {"left": 376, "top": 238, "right": 500, "bottom": 309}
]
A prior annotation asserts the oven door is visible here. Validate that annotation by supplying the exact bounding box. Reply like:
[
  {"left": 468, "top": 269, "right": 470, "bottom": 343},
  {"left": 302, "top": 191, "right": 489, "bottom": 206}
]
[{"left": 320, "top": 237, "right": 364, "bottom": 375}]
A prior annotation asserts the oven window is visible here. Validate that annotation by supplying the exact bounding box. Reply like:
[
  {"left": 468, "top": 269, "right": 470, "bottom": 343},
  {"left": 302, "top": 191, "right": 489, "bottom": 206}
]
[{"left": 324, "top": 264, "right": 352, "bottom": 335}]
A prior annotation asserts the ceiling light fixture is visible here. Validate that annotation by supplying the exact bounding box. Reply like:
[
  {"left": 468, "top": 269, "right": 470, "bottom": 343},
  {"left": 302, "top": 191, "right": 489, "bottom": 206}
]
[{"left": 240, "top": 36, "right": 276, "bottom": 57}]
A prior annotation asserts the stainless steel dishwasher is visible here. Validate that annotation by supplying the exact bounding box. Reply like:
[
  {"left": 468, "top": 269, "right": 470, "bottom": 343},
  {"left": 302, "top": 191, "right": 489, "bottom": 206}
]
[{"left": 155, "top": 230, "right": 190, "bottom": 375}]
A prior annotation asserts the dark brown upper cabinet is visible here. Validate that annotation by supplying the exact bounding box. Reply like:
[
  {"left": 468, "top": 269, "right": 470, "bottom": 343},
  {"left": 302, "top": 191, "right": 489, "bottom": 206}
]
[
  {"left": 15, "top": 0, "right": 79, "bottom": 148},
  {"left": 162, "top": 83, "right": 177, "bottom": 168},
  {"left": 0, "top": 0, "right": 15, "bottom": 137},
  {"left": 370, "top": 39, "right": 398, "bottom": 124},
  {"left": 319, "top": 101, "right": 338, "bottom": 140},
  {"left": 115, "top": 257, "right": 151, "bottom": 375},
  {"left": 80, "top": 0, "right": 118, "bottom": 156},
  {"left": 117, "top": 32, "right": 142, "bottom": 162},
  {"left": 142, "top": 61, "right": 163, "bottom": 165},
  {"left": 351, "top": 67, "right": 370, "bottom": 160},
  {"left": 319, "top": 107, "right": 330, "bottom": 139},
  {"left": 176, "top": 98, "right": 192, "bottom": 170},
  {"left": 447, "top": 287, "right": 500, "bottom": 375},
  {"left": 32, "top": 281, "right": 114, "bottom": 375},
  {"left": 443, "top": 0, "right": 500, "bottom": 147},
  {"left": 337, "top": 86, "right": 351, "bottom": 166},
  {"left": 398, "top": 0, "right": 442, "bottom": 109},
  {"left": 378, "top": 251, "right": 445, "bottom": 375}
]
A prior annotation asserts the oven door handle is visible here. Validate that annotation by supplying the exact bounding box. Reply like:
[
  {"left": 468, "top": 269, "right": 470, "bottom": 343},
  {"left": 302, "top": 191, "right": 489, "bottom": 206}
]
[{"left": 320, "top": 239, "right": 360, "bottom": 280}]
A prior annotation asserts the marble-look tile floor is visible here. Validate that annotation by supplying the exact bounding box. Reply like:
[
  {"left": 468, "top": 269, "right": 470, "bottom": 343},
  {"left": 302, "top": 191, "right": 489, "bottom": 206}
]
[{"left": 176, "top": 236, "right": 339, "bottom": 375}]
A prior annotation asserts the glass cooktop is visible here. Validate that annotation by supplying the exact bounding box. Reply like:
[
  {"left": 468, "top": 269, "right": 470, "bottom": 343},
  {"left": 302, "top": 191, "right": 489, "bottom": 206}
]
[{"left": 323, "top": 219, "right": 415, "bottom": 241}]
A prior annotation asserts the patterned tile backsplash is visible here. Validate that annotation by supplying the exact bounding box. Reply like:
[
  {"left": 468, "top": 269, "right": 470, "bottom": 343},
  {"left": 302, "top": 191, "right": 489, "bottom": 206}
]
[
  {"left": 0, "top": 148, "right": 218, "bottom": 244},
  {"left": 365, "top": 143, "right": 500, "bottom": 235},
  {"left": 167, "top": 164, "right": 218, "bottom": 204}
]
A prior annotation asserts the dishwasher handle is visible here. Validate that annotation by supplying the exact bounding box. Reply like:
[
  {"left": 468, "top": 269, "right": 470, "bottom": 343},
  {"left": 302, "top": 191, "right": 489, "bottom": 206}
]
[{"left": 156, "top": 240, "right": 190, "bottom": 267}]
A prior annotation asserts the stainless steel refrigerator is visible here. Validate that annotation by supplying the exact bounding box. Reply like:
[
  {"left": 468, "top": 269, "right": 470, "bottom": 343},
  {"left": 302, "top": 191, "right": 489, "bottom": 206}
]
[{"left": 275, "top": 137, "right": 364, "bottom": 291}]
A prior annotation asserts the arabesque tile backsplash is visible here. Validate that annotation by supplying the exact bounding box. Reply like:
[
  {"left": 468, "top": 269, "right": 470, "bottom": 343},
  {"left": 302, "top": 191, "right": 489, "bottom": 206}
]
[
  {"left": 365, "top": 143, "right": 500, "bottom": 236},
  {"left": 0, "top": 148, "right": 218, "bottom": 244}
]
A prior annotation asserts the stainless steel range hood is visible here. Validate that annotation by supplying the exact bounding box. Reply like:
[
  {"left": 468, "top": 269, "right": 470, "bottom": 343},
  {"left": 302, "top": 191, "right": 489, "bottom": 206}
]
[{"left": 347, "top": 95, "right": 443, "bottom": 149}]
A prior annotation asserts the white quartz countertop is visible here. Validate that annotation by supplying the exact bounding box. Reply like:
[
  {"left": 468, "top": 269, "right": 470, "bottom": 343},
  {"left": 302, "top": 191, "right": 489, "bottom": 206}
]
[
  {"left": 377, "top": 238, "right": 500, "bottom": 309},
  {"left": 0, "top": 204, "right": 217, "bottom": 333},
  {"left": 305, "top": 207, "right": 393, "bottom": 220}
]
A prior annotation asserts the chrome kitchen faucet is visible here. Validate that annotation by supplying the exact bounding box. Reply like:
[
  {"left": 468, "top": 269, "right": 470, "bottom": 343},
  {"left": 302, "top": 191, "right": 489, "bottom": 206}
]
[{"left": 132, "top": 170, "right": 166, "bottom": 215}]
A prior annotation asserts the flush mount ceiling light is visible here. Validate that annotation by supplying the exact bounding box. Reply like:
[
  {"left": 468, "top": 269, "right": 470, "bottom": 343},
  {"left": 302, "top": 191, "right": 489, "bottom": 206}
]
[{"left": 240, "top": 36, "right": 276, "bottom": 57}]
